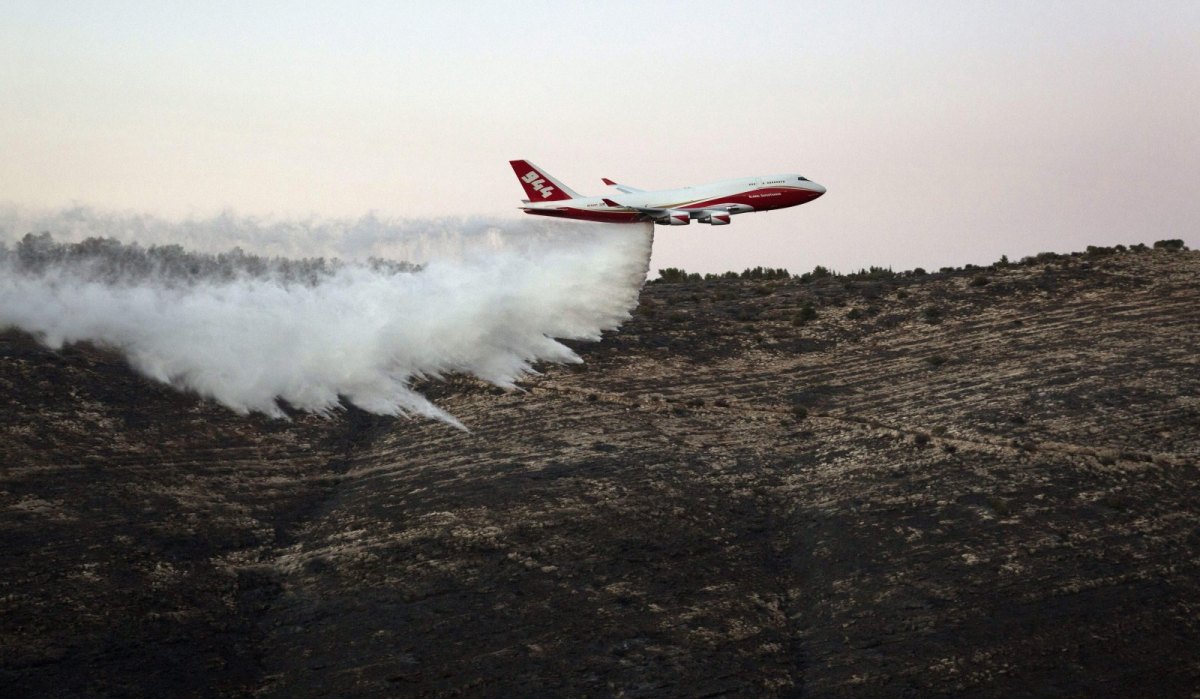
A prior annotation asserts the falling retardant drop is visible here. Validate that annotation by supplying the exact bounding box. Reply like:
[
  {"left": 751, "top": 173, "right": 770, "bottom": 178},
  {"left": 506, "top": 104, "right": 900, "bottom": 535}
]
[{"left": 0, "top": 209, "right": 654, "bottom": 428}]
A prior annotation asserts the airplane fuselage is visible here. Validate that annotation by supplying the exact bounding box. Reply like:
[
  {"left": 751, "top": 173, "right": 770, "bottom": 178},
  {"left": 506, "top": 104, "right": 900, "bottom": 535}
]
[{"left": 510, "top": 161, "right": 825, "bottom": 226}]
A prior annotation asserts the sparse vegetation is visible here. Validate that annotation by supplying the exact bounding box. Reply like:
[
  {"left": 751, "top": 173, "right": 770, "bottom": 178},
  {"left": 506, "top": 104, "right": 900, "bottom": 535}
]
[
  {"left": 793, "top": 302, "right": 817, "bottom": 325},
  {"left": 651, "top": 242, "right": 1187, "bottom": 290},
  {"left": 4, "top": 236, "right": 1199, "bottom": 697}
]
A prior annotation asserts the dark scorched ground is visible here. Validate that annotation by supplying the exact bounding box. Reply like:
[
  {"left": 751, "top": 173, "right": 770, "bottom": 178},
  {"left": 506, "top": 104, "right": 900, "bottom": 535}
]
[{"left": 2, "top": 247, "right": 1198, "bottom": 696}]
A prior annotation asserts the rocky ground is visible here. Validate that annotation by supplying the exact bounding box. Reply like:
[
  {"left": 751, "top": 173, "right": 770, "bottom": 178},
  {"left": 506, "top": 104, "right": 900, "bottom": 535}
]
[{"left": 2, "top": 245, "right": 1198, "bottom": 697}]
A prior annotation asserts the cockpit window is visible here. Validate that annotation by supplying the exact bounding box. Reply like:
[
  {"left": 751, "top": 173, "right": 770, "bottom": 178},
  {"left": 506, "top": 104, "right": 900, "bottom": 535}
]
[{"left": 797, "top": 176, "right": 809, "bottom": 181}]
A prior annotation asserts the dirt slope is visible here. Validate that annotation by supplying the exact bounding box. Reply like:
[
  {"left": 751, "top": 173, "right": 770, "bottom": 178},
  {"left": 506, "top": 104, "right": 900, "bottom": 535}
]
[{"left": 2, "top": 246, "right": 1198, "bottom": 696}]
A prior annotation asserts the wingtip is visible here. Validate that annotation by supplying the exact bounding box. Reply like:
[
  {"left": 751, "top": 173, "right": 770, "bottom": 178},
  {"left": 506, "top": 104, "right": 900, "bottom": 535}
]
[{"left": 602, "top": 177, "right": 616, "bottom": 186}]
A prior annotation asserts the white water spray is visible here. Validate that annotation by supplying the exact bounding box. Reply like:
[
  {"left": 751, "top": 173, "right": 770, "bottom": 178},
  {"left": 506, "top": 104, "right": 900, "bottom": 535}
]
[{"left": 0, "top": 209, "right": 653, "bottom": 427}]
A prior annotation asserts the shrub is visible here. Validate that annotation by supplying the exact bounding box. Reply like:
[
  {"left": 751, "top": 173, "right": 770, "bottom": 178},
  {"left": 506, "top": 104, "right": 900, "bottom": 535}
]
[
  {"left": 988, "top": 496, "right": 1013, "bottom": 517},
  {"left": 793, "top": 302, "right": 817, "bottom": 325},
  {"left": 926, "top": 354, "right": 949, "bottom": 368},
  {"left": 969, "top": 275, "right": 990, "bottom": 287},
  {"left": 1100, "top": 492, "right": 1130, "bottom": 511},
  {"left": 734, "top": 306, "right": 760, "bottom": 322},
  {"left": 922, "top": 305, "right": 944, "bottom": 324},
  {"left": 1154, "top": 239, "right": 1186, "bottom": 251}
]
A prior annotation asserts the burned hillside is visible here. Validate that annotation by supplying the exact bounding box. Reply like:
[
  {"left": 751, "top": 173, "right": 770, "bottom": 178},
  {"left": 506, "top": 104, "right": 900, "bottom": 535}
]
[{"left": 2, "top": 243, "right": 1198, "bottom": 697}]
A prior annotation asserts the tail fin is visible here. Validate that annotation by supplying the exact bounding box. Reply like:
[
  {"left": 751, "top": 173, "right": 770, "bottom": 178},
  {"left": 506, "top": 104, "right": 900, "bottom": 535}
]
[{"left": 509, "top": 160, "right": 582, "bottom": 202}]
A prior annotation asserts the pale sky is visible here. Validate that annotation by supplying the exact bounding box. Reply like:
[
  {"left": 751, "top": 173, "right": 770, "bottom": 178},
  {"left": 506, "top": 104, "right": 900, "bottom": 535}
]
[{"left": 2, "top": 1, "right": 1197, "bottom": 273}]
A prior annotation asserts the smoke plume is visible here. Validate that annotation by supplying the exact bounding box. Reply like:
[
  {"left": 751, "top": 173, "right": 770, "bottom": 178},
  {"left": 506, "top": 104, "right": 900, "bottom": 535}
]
[{"left": 0, "top": 209, "right": 653, "bottom": 427}]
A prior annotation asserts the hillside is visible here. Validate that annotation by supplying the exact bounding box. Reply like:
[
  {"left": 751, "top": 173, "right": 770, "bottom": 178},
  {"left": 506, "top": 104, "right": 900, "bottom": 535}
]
[{"left": 2, "top": 244, "right": 1198, "bottom": 697}]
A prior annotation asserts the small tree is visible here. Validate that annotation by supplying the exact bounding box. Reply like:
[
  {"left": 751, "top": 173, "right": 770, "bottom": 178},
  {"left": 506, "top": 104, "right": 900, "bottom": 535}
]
[{"left": 656, "top": 267, "right": 691, "bottom": 283}]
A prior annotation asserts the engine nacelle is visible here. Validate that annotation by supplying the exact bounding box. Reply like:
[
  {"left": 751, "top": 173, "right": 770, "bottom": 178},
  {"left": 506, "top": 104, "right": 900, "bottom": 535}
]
[
  {"left": 699, "top": 210, "right": 731, "bottom": 225},
  {"left": 654, "top": 210, "right": 691, "bottom": 226}
]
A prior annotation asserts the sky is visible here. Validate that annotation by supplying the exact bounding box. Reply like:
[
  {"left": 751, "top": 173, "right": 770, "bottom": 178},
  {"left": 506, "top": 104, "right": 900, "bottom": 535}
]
[{"left": 1, "top": 0, "right": 1198, "bottom": 274}]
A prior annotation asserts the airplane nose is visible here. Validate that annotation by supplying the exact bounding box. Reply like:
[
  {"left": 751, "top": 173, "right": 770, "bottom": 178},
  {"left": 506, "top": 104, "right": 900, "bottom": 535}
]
[{"left": 809, "top": 181, "right": 826, "bottom": 196}]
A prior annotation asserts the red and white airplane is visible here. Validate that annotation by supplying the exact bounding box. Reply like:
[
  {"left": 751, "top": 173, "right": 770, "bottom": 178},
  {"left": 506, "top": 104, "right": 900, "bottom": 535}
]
[{"left": 509, "top": 159, "right": 825, "bottom": 225}]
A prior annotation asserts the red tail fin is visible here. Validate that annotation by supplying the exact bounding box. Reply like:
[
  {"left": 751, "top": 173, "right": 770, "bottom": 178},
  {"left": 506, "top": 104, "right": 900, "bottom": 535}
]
[{"left": 509, "top": 160, "right": 581, "bottom": 202}]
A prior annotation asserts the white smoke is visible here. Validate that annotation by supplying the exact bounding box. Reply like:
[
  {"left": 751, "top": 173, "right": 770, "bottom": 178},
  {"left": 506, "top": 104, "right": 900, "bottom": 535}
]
[{"left": 0, "top": 208, "right": 653, "bottom": 428}]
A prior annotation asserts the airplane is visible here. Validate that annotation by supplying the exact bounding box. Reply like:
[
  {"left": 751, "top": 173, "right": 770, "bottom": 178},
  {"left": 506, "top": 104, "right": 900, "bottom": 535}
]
[{"left": 509, "top": 159, "right": 825, "bottom": 225}]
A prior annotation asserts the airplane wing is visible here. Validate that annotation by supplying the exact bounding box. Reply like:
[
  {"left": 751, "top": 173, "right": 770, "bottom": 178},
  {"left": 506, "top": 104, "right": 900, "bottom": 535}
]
[
  {"left": 602, "top": 198, "right": 663, "bottom": 215},
  {"left": 602, "top": 177, "right": 644, "bottom": 194},
  {"left": 602, "top": 198, "right": 736, "bottom": 215}
]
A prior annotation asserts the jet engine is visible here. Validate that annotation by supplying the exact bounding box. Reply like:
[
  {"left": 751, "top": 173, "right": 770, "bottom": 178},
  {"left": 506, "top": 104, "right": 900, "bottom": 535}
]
[
  {"left": 654, "top": 210, "right": 691, "bottom": 226},
  {"left": 699, "top": 210, "right": 731, "bottom": 225}
]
